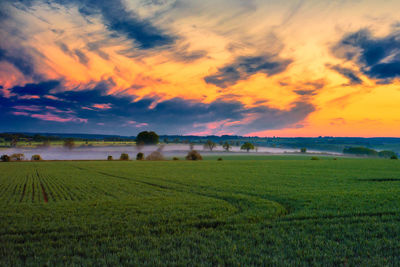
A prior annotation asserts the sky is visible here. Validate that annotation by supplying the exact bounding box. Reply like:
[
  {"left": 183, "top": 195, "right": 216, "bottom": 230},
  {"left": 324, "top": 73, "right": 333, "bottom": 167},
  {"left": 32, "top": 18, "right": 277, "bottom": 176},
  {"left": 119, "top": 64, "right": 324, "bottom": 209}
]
[{"left": 1, "top": 0, "right": 400, "bottom": 137}]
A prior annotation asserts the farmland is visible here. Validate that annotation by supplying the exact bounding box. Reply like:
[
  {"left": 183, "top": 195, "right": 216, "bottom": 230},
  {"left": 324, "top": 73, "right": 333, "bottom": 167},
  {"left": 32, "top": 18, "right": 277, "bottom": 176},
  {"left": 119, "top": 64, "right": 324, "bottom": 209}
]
[{"left": 1, "top": 158, "right": 400, "bottom": 265}]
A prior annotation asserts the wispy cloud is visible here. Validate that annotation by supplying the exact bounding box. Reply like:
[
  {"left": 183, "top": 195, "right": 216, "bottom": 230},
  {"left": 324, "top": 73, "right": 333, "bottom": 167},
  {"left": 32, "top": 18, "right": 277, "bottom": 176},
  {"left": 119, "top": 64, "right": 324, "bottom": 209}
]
[{"left": 205, "top": 55, "right": 292, "bottom": 88}]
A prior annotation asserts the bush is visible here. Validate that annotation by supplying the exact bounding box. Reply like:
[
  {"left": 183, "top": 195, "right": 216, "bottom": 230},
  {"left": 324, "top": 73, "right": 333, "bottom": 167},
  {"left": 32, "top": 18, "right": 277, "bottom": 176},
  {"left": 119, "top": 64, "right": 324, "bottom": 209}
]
[
  {"left": 120, "top": 153, "right": 130, "bottom": 160},
  {"left": 146, "top": 151, "right": 164, "bottom": 161},
  {"left": 378, "top": 150, "right": 397, "bottom": 158},
  {"left": 1, "top": 155, "right": 10, "bottom": 162},
  {"left": 107, "top": 155, "right": 113, "bottom": 161},
  {"left": 186, "top": 150, "right": 202, "bottom": 160},
  {"left": 311, "top": 156, "right": 319, "bottom": 160},
  {"left": 343, "top": 146, "right": 378, "bottom": 156},
  {"left": 136, "top": 152, "right": 144, "bottom": 160},
  {"left": 172, "top": 157, "right": 179, "bottom": 161},
  {"left": 390, "top": 155, "right": 398, "bottom": 160},
  {"left": 10, "top": 153, "right": 25, "bottom": 161},
  {"left": 217, "top": 157, "right": 223, "bottom": 161},
  {"left": 300, "top": 147, "right": 307, "bottom": 153},
  {"left": 31, "top": 154, "right": 42, "bottom": 161}
]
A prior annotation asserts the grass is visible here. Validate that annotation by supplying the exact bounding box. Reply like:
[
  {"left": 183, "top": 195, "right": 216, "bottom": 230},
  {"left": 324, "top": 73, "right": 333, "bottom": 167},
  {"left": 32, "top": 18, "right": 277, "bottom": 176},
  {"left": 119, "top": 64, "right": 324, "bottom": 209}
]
[{"left": 1, "top": 158, "right": 399, "bottom": 265}]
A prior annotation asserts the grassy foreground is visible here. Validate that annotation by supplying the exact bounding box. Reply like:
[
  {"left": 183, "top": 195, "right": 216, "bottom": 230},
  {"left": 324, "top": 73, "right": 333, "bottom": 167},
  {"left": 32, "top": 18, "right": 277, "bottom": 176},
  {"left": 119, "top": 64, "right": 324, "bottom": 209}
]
[{"left": 1, "top": 158, "right": 399, "bottom": 265}]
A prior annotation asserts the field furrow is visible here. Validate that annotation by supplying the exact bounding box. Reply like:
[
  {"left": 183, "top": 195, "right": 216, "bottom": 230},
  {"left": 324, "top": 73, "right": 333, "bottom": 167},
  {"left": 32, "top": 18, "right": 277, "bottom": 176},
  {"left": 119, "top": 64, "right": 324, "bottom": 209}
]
[{"left": 1, "top": 159, "right": 400, "bottom": 266}]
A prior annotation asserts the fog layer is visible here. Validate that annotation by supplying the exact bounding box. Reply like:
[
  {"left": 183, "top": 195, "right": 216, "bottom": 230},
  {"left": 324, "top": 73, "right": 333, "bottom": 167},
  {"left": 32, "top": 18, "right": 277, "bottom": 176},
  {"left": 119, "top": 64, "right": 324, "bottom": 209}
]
[{"left": 1, "top": 144, "right": 340, "bottom": 160}]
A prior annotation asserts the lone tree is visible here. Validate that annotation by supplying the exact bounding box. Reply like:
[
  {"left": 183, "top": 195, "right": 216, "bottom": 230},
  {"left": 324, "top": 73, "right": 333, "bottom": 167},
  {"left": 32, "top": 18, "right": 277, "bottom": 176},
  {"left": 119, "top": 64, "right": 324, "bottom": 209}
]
[
  {"left": 222, "top": 141, "right": 231, "bottom": 152},
  {"left": 300, "top": 147, "right": 307, "bottom": 153},
  {"left": 136, "top": 131, "right": 159, "bottom": 145},
  {"left": 63, "top": 138, "right": 75, "bottom": 150},
  {"left": 204, "top": 140, "right": 216, "bottom": 151},
  {"left": 241, "top": 142, "right": 255, "bottom": 152}
]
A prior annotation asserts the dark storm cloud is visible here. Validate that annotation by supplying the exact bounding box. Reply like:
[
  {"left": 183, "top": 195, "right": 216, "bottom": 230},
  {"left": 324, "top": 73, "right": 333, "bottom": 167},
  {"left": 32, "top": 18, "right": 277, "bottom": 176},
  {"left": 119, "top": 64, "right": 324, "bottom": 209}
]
[
  {"left": 56, "top": 42, "right": 72, "bottom": 56},
  {"left": 62, "top": 0, "right": 175, "bottom": 49},
  {"left": 10, "top": 80, "right": 61, "bottom": 96},
  {"left": 87, "top": 42, "right": 110, "bottom": 60},
  {"left": 293, "top": 90, "right": 316, "bottom": 96},
  {"left": 333, "top": 29, "right": 400, "bottom": 81},
  {"left": 292, "top": 79, "right": 326, "bottom": 96},
  {"left": 1, "top": 80, "right": 314, "bottom": 135},
  {"left": 204, "top": 55, "right": 292, "bottom": 88},
  {"left": 330, "top": 65, "right": 362, "bottom": 85},
  {"left": 231, "top": 101, "right": 315, "bottom": 135},
  {"left": 171, "top": 44, "right": 208, "bottom": 62},
  {"left": 74, "top": 49, "right": 90, "bottom": 65},
  {"left": 0, "top": 47, "right": 42, "bottom": 80},
  {"left": 9, "top": 0, "right": 175, "bottom": 50}
]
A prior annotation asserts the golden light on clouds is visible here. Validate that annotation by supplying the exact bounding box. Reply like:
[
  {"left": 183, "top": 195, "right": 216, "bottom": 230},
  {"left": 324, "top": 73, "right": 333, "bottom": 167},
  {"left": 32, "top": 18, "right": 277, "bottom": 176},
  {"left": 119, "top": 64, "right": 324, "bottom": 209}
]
[{"left": 1, "top": 0, "right": 400, "bottom": 135}]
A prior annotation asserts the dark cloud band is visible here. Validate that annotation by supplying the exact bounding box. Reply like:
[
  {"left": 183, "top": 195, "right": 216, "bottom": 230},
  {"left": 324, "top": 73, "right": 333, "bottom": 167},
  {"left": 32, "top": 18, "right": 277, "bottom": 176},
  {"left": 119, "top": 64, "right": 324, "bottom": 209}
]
[
  {"left": 333, "top": 29, "right": 400, "bottom": 81},
  {"left": 0, "top": 80, "right": 314, "bottom": 135},
  {"left": 205, "top": 55, "right": 292, "bottom": 88}
]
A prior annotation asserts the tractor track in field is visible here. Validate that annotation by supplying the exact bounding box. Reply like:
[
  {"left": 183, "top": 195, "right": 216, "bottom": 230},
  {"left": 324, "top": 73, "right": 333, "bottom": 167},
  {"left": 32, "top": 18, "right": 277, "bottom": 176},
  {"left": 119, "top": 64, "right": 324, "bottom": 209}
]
[
  {"left": 34, "top": 167, "right": 77, "bottom": 202},
  {"left": 39, "top": 181, "right": 48, "bottom": 203},
  {"left": 31, "top": 182, "right": 35, "bottom": 202},
  {"left": 279, "top": 211, "right": 399, "bottom": 223},
  {"left": 19, "top": 175, "right": 28, "bottom": 202},
  {"left": 35, "top": 169, "right": 49, "bottom": 203},
  {"left": 71, "top": 165, "right": 288, "bottom": 222}
]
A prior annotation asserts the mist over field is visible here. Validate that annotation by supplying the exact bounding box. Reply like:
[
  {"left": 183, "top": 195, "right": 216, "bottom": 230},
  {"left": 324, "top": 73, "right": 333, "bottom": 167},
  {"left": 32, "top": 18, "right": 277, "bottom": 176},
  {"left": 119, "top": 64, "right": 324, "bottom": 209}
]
[{"left": 0, "top": 144, "right": 340, "bottom": 160}]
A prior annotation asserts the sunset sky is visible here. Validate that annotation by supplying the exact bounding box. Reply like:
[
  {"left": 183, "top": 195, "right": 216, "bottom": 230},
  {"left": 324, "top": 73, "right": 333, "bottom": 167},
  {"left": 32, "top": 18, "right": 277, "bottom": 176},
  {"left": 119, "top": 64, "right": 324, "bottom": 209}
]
[{"left": 1, "top": 0, "right": 400, "bottom": 136}]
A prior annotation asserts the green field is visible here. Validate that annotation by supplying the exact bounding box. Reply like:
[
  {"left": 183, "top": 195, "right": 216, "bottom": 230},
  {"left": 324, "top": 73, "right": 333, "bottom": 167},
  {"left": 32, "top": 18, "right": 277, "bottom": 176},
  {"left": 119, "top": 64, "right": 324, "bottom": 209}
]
[{"left": 1, "top": 158, "right": 399, "bottom": 265}]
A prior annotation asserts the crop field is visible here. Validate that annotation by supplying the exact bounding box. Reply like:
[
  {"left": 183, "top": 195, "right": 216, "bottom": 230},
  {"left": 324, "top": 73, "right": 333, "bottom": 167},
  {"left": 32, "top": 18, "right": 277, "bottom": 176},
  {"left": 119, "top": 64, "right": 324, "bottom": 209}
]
[{"left": 1, "top": 158, "right": 400, "bottom": 265}]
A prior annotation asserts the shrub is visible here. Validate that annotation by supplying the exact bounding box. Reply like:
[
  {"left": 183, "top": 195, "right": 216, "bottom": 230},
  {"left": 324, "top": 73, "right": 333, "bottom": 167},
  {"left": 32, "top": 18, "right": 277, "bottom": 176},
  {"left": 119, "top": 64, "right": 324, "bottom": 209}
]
[
  {"left": 146, "top": 151, "right": 164, "bottom": 161},
  {"left": 311, "top": 156, "right": 319, "bottom": 160},
  {"left": 343, "top": 146, "right": 378, "bottom": 156},
  {"left": 1, "top": 155, "right": 10, "bottom": 162},
  {"left": 136, "top": 152, "right": 144, "bottom": 160},
  {"left": 172, "top": 157, "right": 179, "bottom": 161},
  {"left": 107, "top": 155, "right": 113, "bottom": 161},
  {"left": 390, "top": 155, "right": 398, "bottom": 160},
  {"left": 217, "top": 157, "right": 223, "bottom": 161},
  {"left": 378, "top": 150, "right": 397, "bottom": 158},
  {"left": 300, "top": 147, "right": 307, "bottom": 153},
  {"left": 31, "top": 154, "right": 42, "bottom": 161},
  {"left": 10, "top": 153, "right": 25, "bottom": 161},
  {"left": 186, "top": 150, "right": 203, "bottom": 160},
  {"left": 120, "top": 153, "right": 130, "bottom": 160}
]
